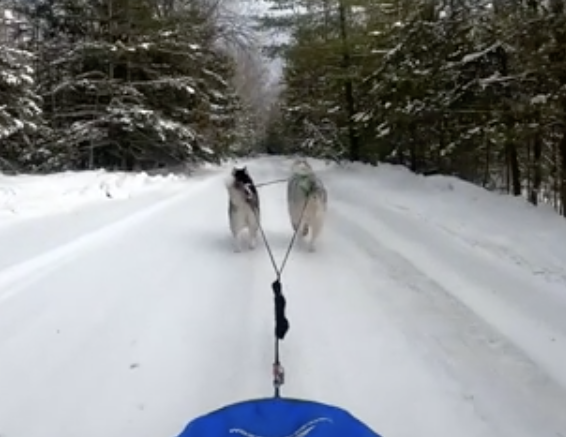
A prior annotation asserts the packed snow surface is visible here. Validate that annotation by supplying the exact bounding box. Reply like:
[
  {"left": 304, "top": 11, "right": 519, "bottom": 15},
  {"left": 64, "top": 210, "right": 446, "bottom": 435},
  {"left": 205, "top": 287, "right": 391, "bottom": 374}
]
[
  {"left": 1, "top": 156, "right": 566, "bottom": 437},
  {"left": 0, "top": 169, "right": 193, "bottom": 223}
]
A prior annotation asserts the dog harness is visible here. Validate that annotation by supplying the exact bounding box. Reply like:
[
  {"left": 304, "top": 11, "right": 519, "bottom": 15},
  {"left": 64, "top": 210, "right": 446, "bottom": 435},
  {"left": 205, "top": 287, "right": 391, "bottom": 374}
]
[{"left": 296, "top": 175, "right": 315, "bottom": 196}]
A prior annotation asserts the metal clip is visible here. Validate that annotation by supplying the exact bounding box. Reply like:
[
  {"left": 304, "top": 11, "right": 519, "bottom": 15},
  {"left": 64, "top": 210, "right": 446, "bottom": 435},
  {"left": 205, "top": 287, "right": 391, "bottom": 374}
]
[{"left": 273, "top": 362, "right": 285, "bottom": 388}]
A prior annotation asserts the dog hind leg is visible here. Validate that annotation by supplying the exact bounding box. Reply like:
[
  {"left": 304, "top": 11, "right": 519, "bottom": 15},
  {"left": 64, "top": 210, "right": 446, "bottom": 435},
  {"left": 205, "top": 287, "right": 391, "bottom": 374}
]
[
  {"left": 307, "top": 208, "right": 325, "bottom": 252},
  {"left": 289, "top": 204, "right": 302, "bottom": 233},
  {"left": 246, "top": 208, "right": 260, "bottom": 250},
  {"left": 247, "top": 224, "right": 258, "bottom": 250},
  {"left": 307, "top": 222, "right": 320, "bottom": 252},
  {"left": 231, "top": 230, "right": 243, "bottom": 252},
  {"left": 229, "top": 205, "right": 246, "bottom": 253}
]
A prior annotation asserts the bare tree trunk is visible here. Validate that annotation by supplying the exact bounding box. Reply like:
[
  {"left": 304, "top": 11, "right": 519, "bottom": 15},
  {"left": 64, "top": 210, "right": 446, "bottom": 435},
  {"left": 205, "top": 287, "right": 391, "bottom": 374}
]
[
  {"left": 337, "top": 0, "right": 359, "bottom": 162},
  {"left": 506, "top": 142, "right": 521, "bottom": 196},
  {"left": 553, "top": 140, "right": 560, "bottom": 210},
  {"left": 529, "top": 130, "right": 542, "bottom": 205},
  {"left": 482, "top": 134, "right": 491, "bottom": 188},
  {"left": 560, "top": 131, "right": 566, "bottom": 216}
]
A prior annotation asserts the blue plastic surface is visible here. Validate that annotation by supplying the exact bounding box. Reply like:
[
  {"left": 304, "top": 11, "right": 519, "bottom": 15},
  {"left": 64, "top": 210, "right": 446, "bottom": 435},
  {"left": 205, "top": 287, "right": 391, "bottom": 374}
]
[{"left": 176, "top": 397, "right": 382, "bottom": 436}]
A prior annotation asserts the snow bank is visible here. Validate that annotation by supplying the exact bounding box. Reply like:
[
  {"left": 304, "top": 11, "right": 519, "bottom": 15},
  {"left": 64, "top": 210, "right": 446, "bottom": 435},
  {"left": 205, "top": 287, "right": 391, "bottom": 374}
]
[
  {"left": 0, "top": 169, "right": 189, "bottom": 223},
  {"left": 325, "top": 160, "right": 566, "bottom": 292}
]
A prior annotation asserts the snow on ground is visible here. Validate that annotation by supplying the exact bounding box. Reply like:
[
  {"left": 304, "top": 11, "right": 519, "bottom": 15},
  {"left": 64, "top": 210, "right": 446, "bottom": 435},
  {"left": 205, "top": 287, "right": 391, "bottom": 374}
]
[
  {"left": 0, "top": 168, "right": 202, "bottom": 224},
  {"left": 1, "top": 156, "right": 566, "bottom": 437}
]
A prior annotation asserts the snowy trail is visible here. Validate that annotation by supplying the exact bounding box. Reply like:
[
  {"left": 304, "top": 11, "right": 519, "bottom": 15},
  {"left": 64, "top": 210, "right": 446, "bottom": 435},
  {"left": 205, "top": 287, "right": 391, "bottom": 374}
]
[
  {"left": 1, "top": 157, "right": 566, "bottom": 437},
  {"left": 324, "top": 167, "right": 566, "bottom": 386},
  {"left": 0, "top": 170, "right": 273, "bottom": 437},
  {"left": 324, "top": 188, "right": 566, "bottom": 437}
]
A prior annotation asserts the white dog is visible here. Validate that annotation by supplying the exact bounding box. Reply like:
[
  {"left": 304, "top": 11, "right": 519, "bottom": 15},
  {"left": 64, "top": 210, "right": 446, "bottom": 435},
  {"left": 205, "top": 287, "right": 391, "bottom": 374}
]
[
  {"left": 286, "top": 158, "right": 328, "bottom": 251},
  {"left": 225, "top": 166, "right": 260, "bottom": 252}
]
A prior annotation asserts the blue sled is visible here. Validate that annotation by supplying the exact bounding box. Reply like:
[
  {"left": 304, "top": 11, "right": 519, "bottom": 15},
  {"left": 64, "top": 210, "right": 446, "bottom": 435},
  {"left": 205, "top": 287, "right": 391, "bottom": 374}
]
[{"left": 176, "top": 397, "right": 383, "bottom": 436}]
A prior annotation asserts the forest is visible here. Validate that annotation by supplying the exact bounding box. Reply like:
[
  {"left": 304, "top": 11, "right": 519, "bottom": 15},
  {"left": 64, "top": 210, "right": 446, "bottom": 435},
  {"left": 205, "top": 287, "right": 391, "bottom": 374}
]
[
  {"left": 0, "top": 0, "right": 271, "bottom": 172},
  {"left": 258, "top": 0, "right": 566, "bottom": 215},
  {"left": 2, "top": 0, "right": 566, "bottom": 215}
]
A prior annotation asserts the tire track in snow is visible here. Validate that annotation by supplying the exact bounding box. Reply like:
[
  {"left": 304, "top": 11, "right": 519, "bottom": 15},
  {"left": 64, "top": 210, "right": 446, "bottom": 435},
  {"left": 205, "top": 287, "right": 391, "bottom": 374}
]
[
  {"left": 381, "top": 190, "right": 566, "bottom": 290},
  {"left": 327, "top": 178, "right": 566, "bottom": 383},
  {"left": 0, "top": 174, "right": 224, "bottom": 304},
  {"left": 252, "top": 158, "right": 491, "bottom": 436},
  {"left": 326, "top": 195, "right": 566, "bottom": 437},
  {"left": 273, "top": 216, "right": 497, "bottom": 437}
]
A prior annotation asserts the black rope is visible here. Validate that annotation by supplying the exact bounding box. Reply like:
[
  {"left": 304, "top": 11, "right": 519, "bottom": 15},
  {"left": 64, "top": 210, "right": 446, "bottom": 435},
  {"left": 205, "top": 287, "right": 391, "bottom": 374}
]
[
  {"left": 255, "top": 178, "right": 289, "bottom": 188},
  {"left": 246, "top": 187, "right": 311, "bottom": 397},
  {"left": 254, "top": 196, "right": 310, "bottom": 281},
  {"left": 272, "top": 279, "right": 288, "bottom": 397}
]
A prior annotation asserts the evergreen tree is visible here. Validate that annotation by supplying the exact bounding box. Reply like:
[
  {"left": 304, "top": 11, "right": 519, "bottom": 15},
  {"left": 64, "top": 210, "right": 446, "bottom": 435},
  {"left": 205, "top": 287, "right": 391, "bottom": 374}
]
[
  {"left": 259, "top": 0, "right": 566, "bottom": 215},
  {"left": 2, "top": 0, "right": 261, "bottom": 171},
  {"left": 0, "top": 6, "right": 45, "bottom": 171}
]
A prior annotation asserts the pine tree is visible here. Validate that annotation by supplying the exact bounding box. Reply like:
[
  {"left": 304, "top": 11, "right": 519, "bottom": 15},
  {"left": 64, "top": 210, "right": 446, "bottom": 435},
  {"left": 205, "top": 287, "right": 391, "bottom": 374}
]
[
  {"left": 0, "top": 4, "right": 48, "bottom": 172},
  {"left": 12, "top": 0, "right": 249, "bottom": 171},
  {"left": 259, "top": 0, "right": 566, "bottom": 215}
]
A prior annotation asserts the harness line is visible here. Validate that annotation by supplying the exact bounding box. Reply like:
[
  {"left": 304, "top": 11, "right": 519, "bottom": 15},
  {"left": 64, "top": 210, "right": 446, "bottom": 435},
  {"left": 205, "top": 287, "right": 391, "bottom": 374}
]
[
  {"left": 255, "top": 178, "right": 289, "bottom": 188},
  {"left": 247, "top": 187, "right": 312, "bottom": 398}
]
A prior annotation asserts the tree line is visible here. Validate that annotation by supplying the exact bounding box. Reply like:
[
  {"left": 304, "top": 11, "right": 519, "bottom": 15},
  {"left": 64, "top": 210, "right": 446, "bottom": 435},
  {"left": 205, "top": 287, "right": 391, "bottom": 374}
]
[
  {"left": 0, "top": 0, "right": 268, "bottom": 173},
  {"left": 258, "top": 0, "right": 566, "bottom": 215}
]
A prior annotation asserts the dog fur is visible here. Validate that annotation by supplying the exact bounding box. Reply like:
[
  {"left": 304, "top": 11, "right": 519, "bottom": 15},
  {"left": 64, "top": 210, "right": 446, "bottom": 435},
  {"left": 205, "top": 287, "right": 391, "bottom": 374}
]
[
  {"left": 287, "top": 158, "right": 328, "bottom": 252},
  {"left": 225, "top": 166, "right": 260, "bottom": 252}
]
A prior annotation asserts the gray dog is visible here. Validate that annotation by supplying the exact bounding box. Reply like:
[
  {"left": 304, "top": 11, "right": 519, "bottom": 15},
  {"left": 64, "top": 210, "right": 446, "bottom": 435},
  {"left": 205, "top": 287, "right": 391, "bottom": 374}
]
[
  {"left": 287, "top": 158, "right": 328, "bottom": 251},
  {"left": 225, "top": 166, "right": 260, "bottom": 252}
]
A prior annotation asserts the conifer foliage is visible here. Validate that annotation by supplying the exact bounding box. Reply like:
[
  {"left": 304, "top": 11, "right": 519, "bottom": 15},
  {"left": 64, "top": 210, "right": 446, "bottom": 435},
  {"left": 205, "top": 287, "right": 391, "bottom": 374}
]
[
  {"left": 0, "top": 0, "right": 258, "bottom": 171},
  {"left": 0, "top": 10, "right": 44, "bottom": 171},
  {"left": 259, "top": 0, "right": 566, "bottom": 215}
]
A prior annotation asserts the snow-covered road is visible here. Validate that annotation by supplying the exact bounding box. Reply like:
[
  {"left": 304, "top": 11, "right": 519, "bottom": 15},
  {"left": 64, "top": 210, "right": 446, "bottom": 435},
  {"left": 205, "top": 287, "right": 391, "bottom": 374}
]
[{"left": 1, "top": 157, "right": 566, "bottom": 437}]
